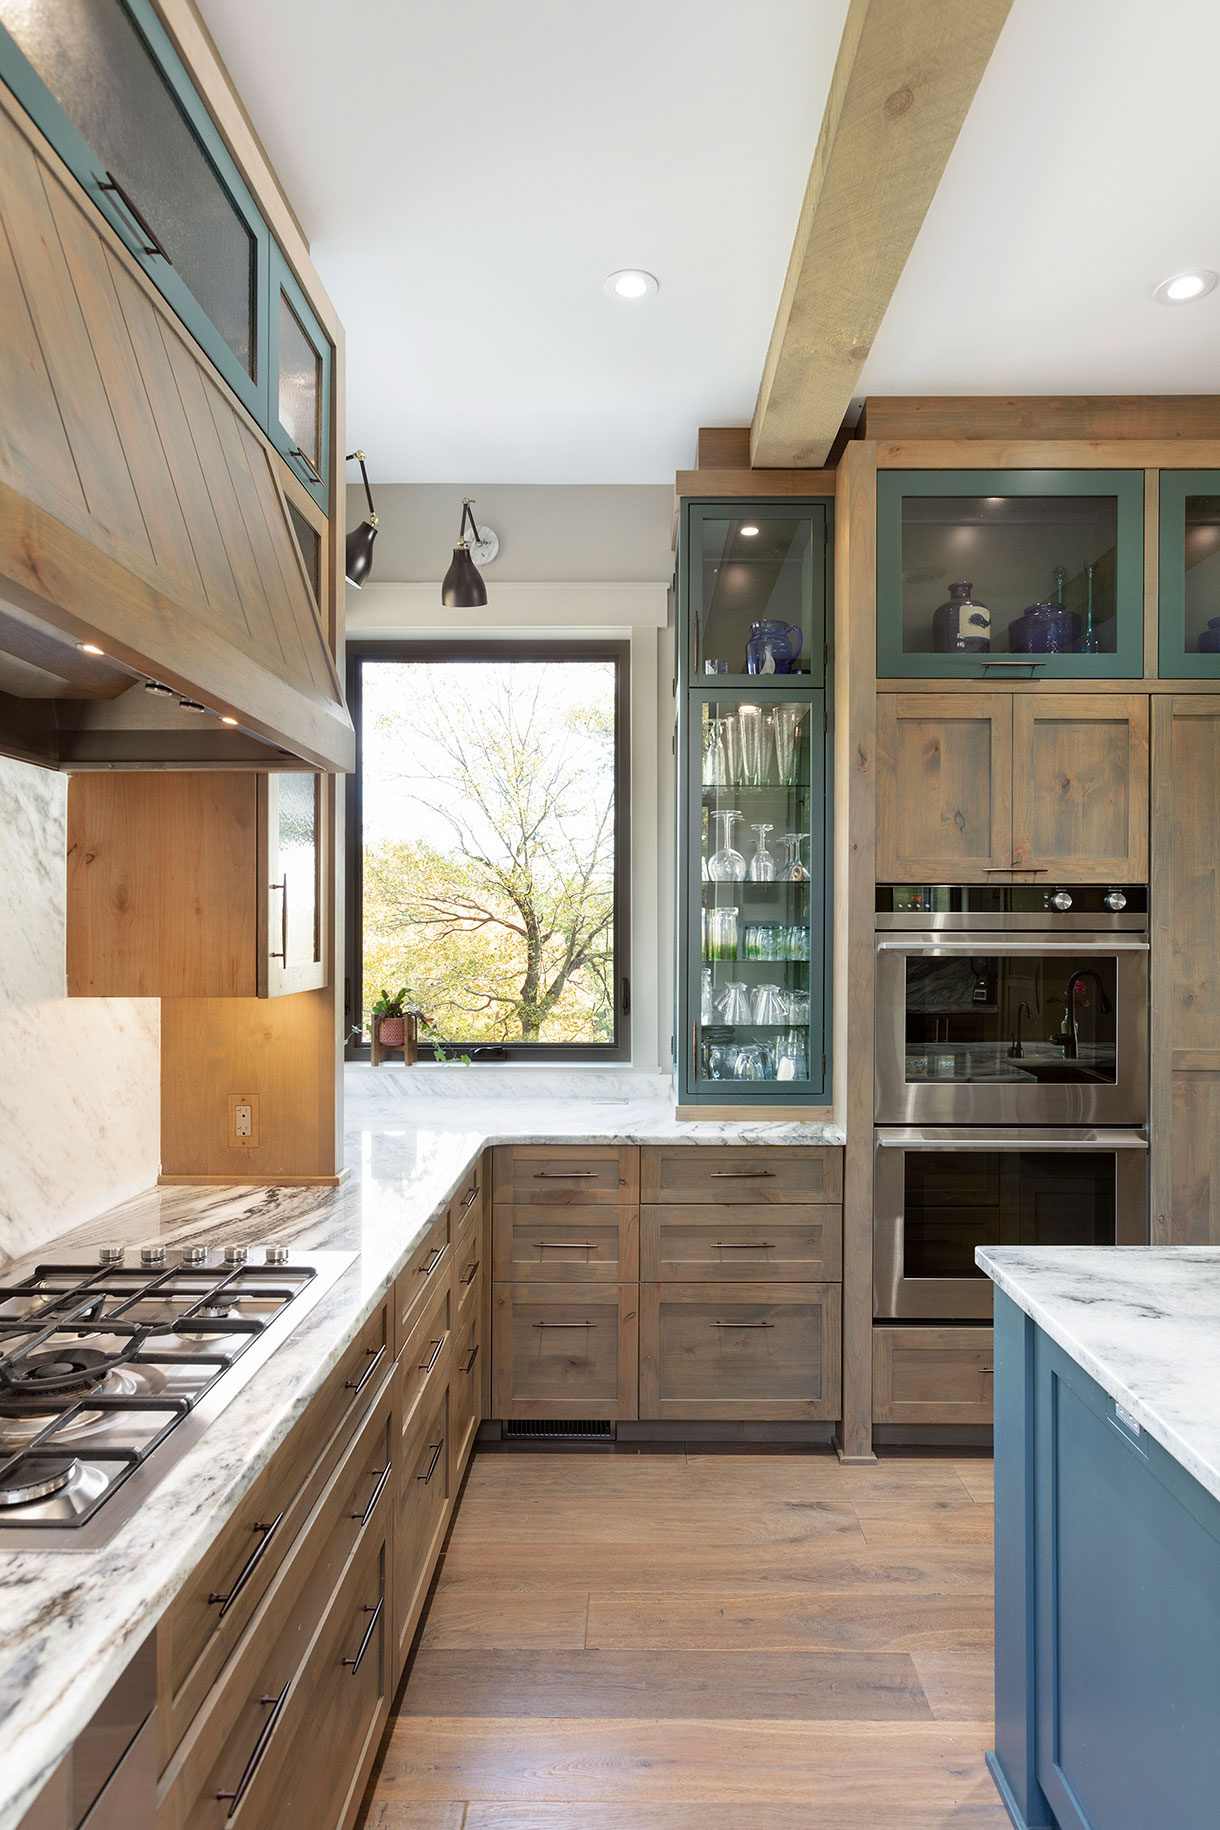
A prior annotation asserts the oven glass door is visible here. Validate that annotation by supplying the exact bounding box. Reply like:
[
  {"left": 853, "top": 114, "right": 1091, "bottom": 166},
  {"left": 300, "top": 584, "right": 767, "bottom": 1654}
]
[
  {"left": 875, "top": 937, "right": 1147, "bottom": 1124},
  {"left": 874, "top": 1131, "right": 1148, "bottom": 1319}
]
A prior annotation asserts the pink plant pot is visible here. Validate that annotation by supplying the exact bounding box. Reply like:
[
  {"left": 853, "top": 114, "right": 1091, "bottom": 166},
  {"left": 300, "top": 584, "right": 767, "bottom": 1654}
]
[{"left": 377, "top": 1016, "right": 406, "bottom": 1046}]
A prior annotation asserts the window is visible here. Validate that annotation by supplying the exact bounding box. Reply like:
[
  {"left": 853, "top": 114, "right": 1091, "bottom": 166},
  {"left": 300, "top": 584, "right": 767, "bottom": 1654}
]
[{"left": 346, "top": 641, "right": 630, "bottom": 1060}]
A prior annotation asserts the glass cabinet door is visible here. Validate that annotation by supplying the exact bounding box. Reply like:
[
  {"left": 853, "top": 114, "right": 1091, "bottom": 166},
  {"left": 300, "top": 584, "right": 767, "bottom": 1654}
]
[
  {"left": 260, "top": 772, "right": 326, "bottom": 997},
  {"left": 1158, "top": 471, "right": 1220, "bottom": 677},
  {"left": 684, "top": 691, "right": 827, "bottom": 1101},
  {"left": 0, "top": 0, "right": 268, "bottom": 418},
  {"left": 876, "top": 470, "right": 1144, "bottom": 679},
  {"left": 268, "top": 247, "right": 331, "bottom": 510},
  {"left": 684, "top": 502, "right": 828, "bottom": 683}
]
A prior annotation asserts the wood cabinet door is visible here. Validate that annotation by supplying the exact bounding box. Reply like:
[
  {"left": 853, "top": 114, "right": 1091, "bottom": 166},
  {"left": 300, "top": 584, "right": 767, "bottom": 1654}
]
[
  {"left": 872, "top": 1325, "right": 994, "bottom": 1424},
  {"left": 638, "top": 1283, "right": 841, "bottom": 1421},
  {"left": 493, "top": 1206, "right": 639, "bottom": 1283},
  {"left": 1011, "top": 694, "right": 1149, "bottom": 881},
  {"left": 876, "top": 694, "right": 1013, "bottom": 880},
  {"left": 491, "top": 1284, "right": 638, "bottom": 1420},
  {"left": 640, "top": 1205, "right": 842, "bottom": 1283}
]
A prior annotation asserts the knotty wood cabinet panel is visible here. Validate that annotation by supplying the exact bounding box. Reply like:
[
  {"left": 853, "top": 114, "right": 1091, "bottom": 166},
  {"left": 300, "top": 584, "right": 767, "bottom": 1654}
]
[
  {"left": 876, "top": 694, "right": 1013, "bottom": 881},
  {"left": 492, "top": 1206, "right": 639, "bottom": 1284},
  {"left": 872, "top": 1325, "right": 995, "bottom": 1425},
  {"left": 494, "top": 1145, "right": 639, "bottom": 1205},
  {"left": 638, "top": 1283, "right": 841, "bottom": 1421},
  {"left": 451, "top": 1306, "right": 483, "bottom": 1482},
  {"left": 640, "top": 1205, "right": 842, "bottom": 1283},
  {"left": 641, "top": 1146, "right": 841, "bottom": 1206},
  {"left": 394, "top": 1383, "right": 451, "bottom": 1676},
  {"left": 492, "top": 1284, "right": 639, "bottom": 1420},
  {"left": 1011, "top": 694, "right": 1149, "bottom": 880}
]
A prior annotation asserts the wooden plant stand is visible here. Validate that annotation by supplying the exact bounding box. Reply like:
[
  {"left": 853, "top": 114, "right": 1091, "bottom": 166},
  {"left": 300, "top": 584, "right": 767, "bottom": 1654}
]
[{"left": 370, "top": 1013, "right": 420, "bottom": 1066}]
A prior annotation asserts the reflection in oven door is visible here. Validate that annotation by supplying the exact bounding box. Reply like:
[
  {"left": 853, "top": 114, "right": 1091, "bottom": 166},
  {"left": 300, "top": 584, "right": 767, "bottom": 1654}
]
[{"left": 873, "top": 1130, "right": 1149, "bottom": 1320}]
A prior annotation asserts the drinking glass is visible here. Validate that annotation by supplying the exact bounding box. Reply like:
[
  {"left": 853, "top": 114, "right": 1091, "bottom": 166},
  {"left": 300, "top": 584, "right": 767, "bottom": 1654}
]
[
  {"left": 705, "top": 905, "right": 738, "bottom": 960},
  {"left": 700, "top": 966, "right": 715, "bottom": 1024},
  {"left": 718, "top": 714, "right": 742, "bottom": 787},
  {"left": 708, "top": 810, "right": 745, "bottom": 881},
  {"left": 703, "top": 718, "right": 730, "bottom": 787},
  {"left": 704, "top": 658, "right": 729, "bottom": 675},
  {"left": 771, "top": 707, "right": 804, "bottom": 785},
  {"left": 747, "top": 823, "right": 776, "bottom": 882},
  {"left": 733, "top": 1042, "right": 767, "bottom": 1082},
  {"left": 787, "top": 990, "right": 811, "bottom": 1025},
  {"left": 716, "top": 981, "right": 753, "bottom": 1024},
  {"left": 776, "top": 1028, "right": 808, "bottom": 1081},
  {"left": 779, "top": 832, "right": 808, "bottom": 882},
  {"left": 752, "top": 981, "right": 787, "bottom": 1024},
  {"left": 737, "top": 705, "right": 767, "bottom": 786}
]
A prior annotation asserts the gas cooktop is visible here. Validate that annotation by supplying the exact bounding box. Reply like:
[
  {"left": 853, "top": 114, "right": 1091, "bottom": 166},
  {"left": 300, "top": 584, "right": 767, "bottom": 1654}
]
[{"left": 0, "top": 1245, "right": 354, "bottom": 1550}]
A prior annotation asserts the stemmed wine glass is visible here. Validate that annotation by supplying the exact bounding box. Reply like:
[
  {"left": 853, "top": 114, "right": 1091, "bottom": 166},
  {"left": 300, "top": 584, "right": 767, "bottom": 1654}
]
[
  {"left": 747, "top": 823, "right": 776, "bottom": 882},
  {"left": 708, "top": 810, "right": 746, "bottom": 881},
  {"left": 779, "top": 832, "right": 808, "bottom": 881}
]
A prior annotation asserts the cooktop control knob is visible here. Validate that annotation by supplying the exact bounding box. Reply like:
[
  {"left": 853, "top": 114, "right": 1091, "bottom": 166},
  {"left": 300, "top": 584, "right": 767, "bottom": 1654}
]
[
  {"left": 97, "top": 1244, "right": 125, "bottom": 1266},
  {"left": 223, "top": 1245, "right": 249, "bottom": 1266},
  {"left": 181, "top": 1245, "right": 209, "bottom": 1266},
  {"left": 139, "top": 1245, "right": 167, "bottom": 1267},
  {"left": 1105, "top": 889, "right": 1128, "bottom": 912},
  {"left": 1051, "top": 890, "right": 1073, "bottom": 912},
  {"left": 265, "top": 1245, "right": 290, "bottom": 1266}
]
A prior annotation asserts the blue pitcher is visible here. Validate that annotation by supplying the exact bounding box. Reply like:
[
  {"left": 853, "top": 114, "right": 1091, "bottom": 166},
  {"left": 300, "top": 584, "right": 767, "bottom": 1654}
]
[{"left": 745, "top": 619, "right": 802, "bottom": 675}]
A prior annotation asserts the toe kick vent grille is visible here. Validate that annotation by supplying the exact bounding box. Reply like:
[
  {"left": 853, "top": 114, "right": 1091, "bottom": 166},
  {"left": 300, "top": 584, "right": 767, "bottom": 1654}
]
[{"left": 502, "top": 1419, "right": 615, "bottom": 1440}]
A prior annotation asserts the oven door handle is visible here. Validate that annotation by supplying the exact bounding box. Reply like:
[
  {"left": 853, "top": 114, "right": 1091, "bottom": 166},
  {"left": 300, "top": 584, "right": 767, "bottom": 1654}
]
[
  {"left": 875, "top": 1131, "right": 1149, "bottom": 1151},
  {"left": 875, "top": 937, "right": 1149, "bottom": 954}
]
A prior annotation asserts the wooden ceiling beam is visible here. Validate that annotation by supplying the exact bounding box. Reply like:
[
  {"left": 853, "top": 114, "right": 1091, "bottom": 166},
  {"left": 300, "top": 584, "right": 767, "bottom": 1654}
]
[{"left": 750, "top": 0, "right": 1013, "bottom": 470}]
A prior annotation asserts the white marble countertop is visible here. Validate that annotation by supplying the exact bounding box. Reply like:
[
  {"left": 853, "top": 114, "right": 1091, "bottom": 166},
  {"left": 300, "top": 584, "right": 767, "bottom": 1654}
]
[
  {"left": 0, "top": 1075, "right": 841, "bottom": 1829},
  {"left": 978, "top": 1246, "right": 1220, "bottom": 1508}
]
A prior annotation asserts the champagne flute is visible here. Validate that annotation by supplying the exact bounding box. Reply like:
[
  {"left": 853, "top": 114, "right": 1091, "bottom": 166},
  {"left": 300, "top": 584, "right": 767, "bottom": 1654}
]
[{"left": 747, "top": 822, "right": 775, "bottom": 882}]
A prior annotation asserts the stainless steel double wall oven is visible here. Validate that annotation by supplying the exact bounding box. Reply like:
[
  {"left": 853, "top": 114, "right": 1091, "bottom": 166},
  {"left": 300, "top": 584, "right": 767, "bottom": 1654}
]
[{"left": 873, "top": 884, "right": 1149, "bottom": 1320}]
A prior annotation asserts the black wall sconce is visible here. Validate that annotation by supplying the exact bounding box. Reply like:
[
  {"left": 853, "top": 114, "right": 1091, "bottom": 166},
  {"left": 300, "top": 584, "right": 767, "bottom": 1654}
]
[
  {"left": 344, "top": 450, "right": 378, "bottom": 588},
  {"left": 441, "top": 497, "right": 498, "bottom": 608}
]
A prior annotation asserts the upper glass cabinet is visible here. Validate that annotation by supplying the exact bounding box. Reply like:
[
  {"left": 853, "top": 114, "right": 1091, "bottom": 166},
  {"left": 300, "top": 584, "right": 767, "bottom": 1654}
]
[
  {"left": 1158, "top": 472, "right": 1220, "bottom": 677},
  {"left": 268, "top": 249, "right": 331, "bottom": 509},
  {"left": 683, "top": 501, "right": 829, "bottom": 684},
  {"left": 876, "top": 470, "right": 1145, "bottom": 679}
]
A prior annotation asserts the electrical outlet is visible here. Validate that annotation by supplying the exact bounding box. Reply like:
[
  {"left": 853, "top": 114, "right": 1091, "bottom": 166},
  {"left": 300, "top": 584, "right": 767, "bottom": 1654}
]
[{"left": 227, "top": 1093, "right": 259, "bottom": 1150}]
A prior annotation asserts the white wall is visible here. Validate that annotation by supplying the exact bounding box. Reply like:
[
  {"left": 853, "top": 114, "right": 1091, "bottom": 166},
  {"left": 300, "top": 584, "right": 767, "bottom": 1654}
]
[
  {"left": 0, "top": 756, "right": 160, "bottom": 1265},
  {"left": 346, "top": 582, "right": 673, "bottom": 1073}
]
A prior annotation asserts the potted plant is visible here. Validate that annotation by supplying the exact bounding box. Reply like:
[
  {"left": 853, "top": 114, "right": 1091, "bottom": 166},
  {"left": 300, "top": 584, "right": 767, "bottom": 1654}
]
[{"left": 370, "top": 986, "right": 409, "bottom": 1049}]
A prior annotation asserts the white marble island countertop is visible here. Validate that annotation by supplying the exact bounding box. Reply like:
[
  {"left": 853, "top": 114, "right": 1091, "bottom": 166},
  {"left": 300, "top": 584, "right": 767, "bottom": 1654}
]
[
  {"left": 0, "top": 1073, "right": 841, "bottom": 1829},
  {"left": 978, "top": 1246, "right": 1220, "bottom": 1508}
]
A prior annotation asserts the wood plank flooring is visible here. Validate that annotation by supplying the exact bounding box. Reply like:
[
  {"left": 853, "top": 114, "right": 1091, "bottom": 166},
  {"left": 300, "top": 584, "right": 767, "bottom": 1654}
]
[{"left": 361, "top": 1449, "right": 1006, "bottom": 1829}]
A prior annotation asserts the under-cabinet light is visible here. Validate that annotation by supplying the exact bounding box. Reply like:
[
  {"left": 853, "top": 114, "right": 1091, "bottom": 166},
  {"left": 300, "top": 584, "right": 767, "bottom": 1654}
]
[{"left": 78, "top": 643, "right": 104, "bottom": 655}]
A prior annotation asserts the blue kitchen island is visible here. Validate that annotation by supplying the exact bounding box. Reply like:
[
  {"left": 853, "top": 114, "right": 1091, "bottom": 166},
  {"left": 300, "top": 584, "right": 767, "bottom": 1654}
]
[{"left": 979, "top": 1246, "right": 1220, "bottom": 1830}]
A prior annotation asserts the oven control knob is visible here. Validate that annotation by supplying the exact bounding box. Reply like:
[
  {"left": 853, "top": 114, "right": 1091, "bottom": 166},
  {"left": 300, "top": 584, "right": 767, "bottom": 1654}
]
[
  {"left": 1051, "top": 890, "right": 1073, "bottom": 912},
  {"left": 181, "top": 1245, "right": 209, "bottom": 1267},
  {"left": 1104, "top": 890, "right": 1128, "bottom": 912},
  {"left": 223, "top": 1245, "right": 249, "bottom": 1266},
  {"left": 97, "top": 1244, "right": 125, "bottom": 1266},
  {"left": 265, "top": 1245, "right": 290, "bottom": 1266},
  {"left": 139, "top": 1245, "right": 167, "bottom": 1267}
]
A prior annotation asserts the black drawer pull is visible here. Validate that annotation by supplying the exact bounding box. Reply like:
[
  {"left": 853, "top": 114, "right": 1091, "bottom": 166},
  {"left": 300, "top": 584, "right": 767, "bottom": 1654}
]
[
  {"left": 710, "top": 1169, "right": 776, "bottom": 1179},
  {"left": 208, "top": 1511, "right": 285, "bottom": 1618},
  {"left": 533, "top": 1320, "right": 597, "bottom": 1328},
  {"left": 290, "top": 446, "right": 324, "bottom": 486},
  {"left": 419, "top": 1247, "right": 446, "bottom": 1277},
  {"left": 98, "top": 171, "right": 172, "bottom": 261},
  {"left": 711, "top": 1320, "right": 775, "bottom": 1329},
  {"left": 351, "top": 1463, "right": 391, "bottom": 1526},
  {"left": 419, "top": 1439, "right": 445, "bottom": 1485},
  {"left": 714, "top": 1240, "right": 775, "bottom": 1249},
  {"left": 533, "top": 1241, "right": 599, "bottom": 1249},
  {"left": 345, "top": 1342, "right": 386, "bottom": 1398},
  {"left": 342, "top": 1598, "right": 383, "bottom": 1675},
  {"left": 215, "top": 1678, "right": 291, "bottom": 1814},
  {"left": 460, "top": 1343, "right": 479, "bottom": 1374},
  {"left": 460, "top": 1258, "right": 480, "bottom": 1286},
  {"left": 534, "top": 1170, "right": 599, "bottom": 1179},
  {"left": 418, "top": 1336, "right": 446, "bottom": 1375}
]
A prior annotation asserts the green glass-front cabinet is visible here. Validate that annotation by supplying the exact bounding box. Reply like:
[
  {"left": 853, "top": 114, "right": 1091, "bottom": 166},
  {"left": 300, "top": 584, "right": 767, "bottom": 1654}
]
[
  {"left": 876, "top": 470, "right": 1145, "bottom": 679},
  {"left": 676, "top": 500, "right": 832, "bottom": 1106},
  {"left": 1158, "top": 472, "right": 1220, "bottom": 677}
]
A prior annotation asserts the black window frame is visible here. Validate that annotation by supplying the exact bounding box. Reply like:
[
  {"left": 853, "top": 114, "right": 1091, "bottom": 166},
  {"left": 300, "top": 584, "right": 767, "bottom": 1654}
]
[{"left": 345, "top": 638, "right": 631, "bottom": 1063}]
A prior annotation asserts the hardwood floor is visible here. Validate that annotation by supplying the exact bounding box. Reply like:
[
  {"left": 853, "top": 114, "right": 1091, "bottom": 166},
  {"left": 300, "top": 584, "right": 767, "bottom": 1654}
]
[{"left": 362, "top": 1448, "right": 1006, "bottom": 1829}]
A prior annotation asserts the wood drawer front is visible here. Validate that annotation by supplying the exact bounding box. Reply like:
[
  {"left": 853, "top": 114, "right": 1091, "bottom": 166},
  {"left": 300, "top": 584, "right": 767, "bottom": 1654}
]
[
  {"left": 399, "top": 1275, "right": 453, "bottom": 1442},
  {"left": 639, "top": 1283, "right": 842, "bottom": 1422},
  {"left": 495, "top": 1144, "right": 639, "bottom": 1205},
  {"left": 161, "top": 1389, "right": 394, "bottom": 1827},
  {"left": 454, "top": 1231, "right": 484, "bottom": 1323},
  {"left": 158, "top": 1299, "right": 389, "bottom": 1759},
  {"left": 393, "top": 1209, "right": 451, "bottom": 1354},
  {"left": 872, "top": 1326, "right": 995, "bottom": 1425},
  {"left": 491, "top": 1284, "right": 639, "bottom": 1420},
  {"left": 640, "top": 1205, "right": 842, "bottom": 1283},
  {"left": 492, "top": 1205, "right": 639, "bottom": 1284},
  {"left": 394, "top": 1384, "right": 451, "bottom": 1674},
  {"left": 257, "top": 1526, "right": 388, "bottom": 1830},
  {"left": 452, "top": 1158, "right": 484, "bottom": 1242},
  {"left": 640, "top": 1146, "right": 842, "bottom": 1206},
  {"left": 451, "top": 1307, "right": 482, "bottom": 1484}
]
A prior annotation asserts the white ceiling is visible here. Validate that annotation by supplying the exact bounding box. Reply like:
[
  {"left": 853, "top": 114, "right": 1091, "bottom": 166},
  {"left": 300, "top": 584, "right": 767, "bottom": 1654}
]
[
  {"left": 198, "top": 0, "right": 848, "bottom": 484},
  {"left": 857, "top": 0, "right": 1220, "bottom": 400}
]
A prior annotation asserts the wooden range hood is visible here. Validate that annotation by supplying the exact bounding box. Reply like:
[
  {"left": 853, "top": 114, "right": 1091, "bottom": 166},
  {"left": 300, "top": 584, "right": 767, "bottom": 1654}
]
[{"left": 0, "top": 88, "right": 353, "bottom": 775}]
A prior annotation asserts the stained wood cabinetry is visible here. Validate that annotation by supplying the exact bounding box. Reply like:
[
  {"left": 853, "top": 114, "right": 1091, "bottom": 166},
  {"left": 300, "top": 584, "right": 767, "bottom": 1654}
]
[
  {"left": 66, "top": 772, "right": 326, "bottom": 999},
  {"left": 876, "top": 691, "right": 1149, "bottom": 882},
  {"left": 872, "top": 1325, "right": 995, "bottom": 1426}
]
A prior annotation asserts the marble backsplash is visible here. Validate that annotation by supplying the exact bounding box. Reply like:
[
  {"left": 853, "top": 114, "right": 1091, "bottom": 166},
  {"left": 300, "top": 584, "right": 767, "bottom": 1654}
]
[{"left": 0, "top": 756, "right": 160, "bottom": 1265}]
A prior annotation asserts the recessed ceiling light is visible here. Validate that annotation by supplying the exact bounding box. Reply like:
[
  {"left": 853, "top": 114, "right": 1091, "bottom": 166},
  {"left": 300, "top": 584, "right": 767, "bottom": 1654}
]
[
  {"left": 604, "top": 269, "right": 659, "bottom": 302},
  {"left": 740, "top": 525, "right": 760, "bottom": 537},
  {"left": 1154, "top": 270, "right": 1217, "bottom": 304},
  {"left": 78, "top": 643, "right": 104, "bottom": 655}
]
